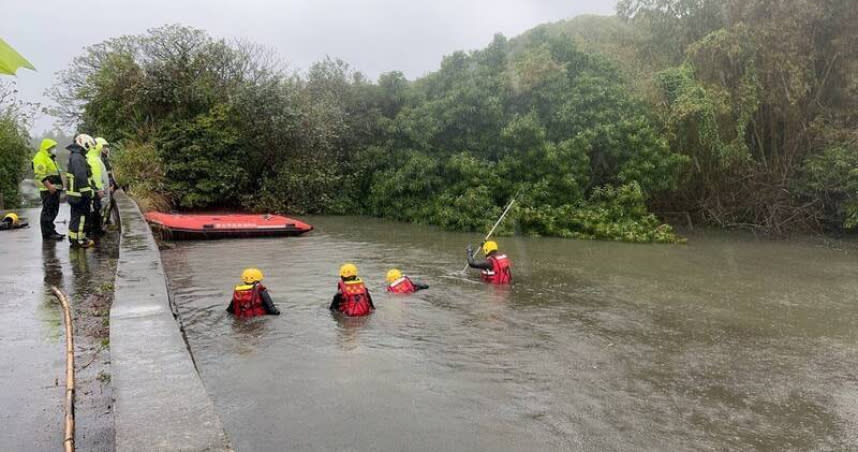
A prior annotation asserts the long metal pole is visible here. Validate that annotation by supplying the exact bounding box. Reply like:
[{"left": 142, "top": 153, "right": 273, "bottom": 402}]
[{"left": 462, "top": 194, "right": 518, "bottom": 272}]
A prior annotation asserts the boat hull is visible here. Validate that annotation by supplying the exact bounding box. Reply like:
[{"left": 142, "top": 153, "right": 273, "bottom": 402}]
[{"left": 144, "top": 212, "right": 313, "bottom": 240}]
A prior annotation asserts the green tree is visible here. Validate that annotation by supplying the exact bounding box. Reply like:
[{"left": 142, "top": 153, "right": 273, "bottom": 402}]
[{"left": 0, "top": 81, "right": 36, "bottom": 208}]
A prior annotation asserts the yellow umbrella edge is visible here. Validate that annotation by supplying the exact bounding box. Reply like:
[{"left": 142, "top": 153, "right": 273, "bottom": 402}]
[{"left": 0, "top": 38, "right": 36, "bottom": 76}]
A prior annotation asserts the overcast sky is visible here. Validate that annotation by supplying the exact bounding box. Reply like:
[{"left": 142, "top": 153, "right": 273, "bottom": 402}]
[{"left": 4, "top": 0, "right": 616, "bottom": 133}]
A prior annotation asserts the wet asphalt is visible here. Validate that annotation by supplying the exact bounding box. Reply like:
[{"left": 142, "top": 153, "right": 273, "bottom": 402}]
[{"left": 0, "top": 207, "right": 115, "bottom": 451}]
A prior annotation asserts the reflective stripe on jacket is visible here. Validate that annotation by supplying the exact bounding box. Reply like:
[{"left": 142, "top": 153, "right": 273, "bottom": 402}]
[
  {"left": 66, "top": 145, "right": 92, "bottom": 199},
  {"left": 387, "top": 276, "right": 416, "bottom": 294},
  {"left": 481, "top": 254, "right": 512, "bottom": 284}
]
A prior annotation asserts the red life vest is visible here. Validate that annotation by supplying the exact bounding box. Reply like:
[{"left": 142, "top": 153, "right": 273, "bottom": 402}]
[
  {"left": 232, "top": 283, "right": 267, "bottom": 318},
  {"left": 387, "top": 276, "right": 416, "bottom": 294},
  {"left": 481, "top": 254, "right": 511, "bottom": 284},
  {"left": 337, "top": 279, "right": 372, "bottom": 317}
]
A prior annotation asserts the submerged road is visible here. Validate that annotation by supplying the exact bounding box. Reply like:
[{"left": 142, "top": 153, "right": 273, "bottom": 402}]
[{"left": 163, "top": 216, "right": 858, "bottom": 451}]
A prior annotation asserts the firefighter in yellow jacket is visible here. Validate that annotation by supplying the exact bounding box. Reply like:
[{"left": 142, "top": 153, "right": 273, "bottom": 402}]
[
  {"left": 86, "top": 137, "right": 108, "bottom": 237},
  {"left": 31, "top": 138, "right": 65, "bottom": 240}
]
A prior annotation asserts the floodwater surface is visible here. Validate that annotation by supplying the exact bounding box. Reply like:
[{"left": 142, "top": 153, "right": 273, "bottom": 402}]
[{"left": 160, "top": 216, "right": 858, "bottom": 451}]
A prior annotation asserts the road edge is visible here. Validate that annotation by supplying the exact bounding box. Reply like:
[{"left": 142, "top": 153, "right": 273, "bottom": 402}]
[{"left": 110, "top": 191, "right": 232, "bottom": 451}]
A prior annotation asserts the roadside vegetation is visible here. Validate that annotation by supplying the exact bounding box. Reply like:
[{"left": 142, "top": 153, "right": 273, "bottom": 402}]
[
  {"left": 0, "top": 81, "right": 36, "bottom": 208},
  {"left": 49, "top": 0, "right": 858, "bottom": 240}
]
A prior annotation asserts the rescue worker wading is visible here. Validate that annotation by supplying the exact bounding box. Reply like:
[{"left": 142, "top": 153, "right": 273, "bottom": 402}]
[
  {"left": 32, "top": 138, "right": 65, "bottom": 240},
  {"left": 86, "top": 137, "right": 109, "bottom": 237},
  {"left": 466, "top": 240, "right": 512, "bottom": 284},
  {"left": 330, "top": 263, "right": 375, "bottom": 317},
  {"left": 66, "top": 134, "right": 95, "bottom": 248},
  {"left": 385, "top": 269, "right": 429, "bottom": 294},
  {"left": 226, "top": 268, "right": 280, "bottom": 317}
]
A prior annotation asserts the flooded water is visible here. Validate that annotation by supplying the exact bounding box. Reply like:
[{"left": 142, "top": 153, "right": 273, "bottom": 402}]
[{"left": 160, "top": 216, "right": 858, "bottom": 451}]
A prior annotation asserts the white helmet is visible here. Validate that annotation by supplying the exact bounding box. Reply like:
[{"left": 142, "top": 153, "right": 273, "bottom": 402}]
[{"left": 75, "top": 134, "right": 96, "bottom": 150}]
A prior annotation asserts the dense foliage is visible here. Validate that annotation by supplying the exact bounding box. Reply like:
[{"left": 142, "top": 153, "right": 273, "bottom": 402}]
[
  {"left": 51, "top": 0, "right": 858, "bottom": 238},
  {"left": 0, "top": 82, "right": 35, "bottom": 209},
  {"left": 51, "top": 24, "right": 685, "bottom": 242},
  {"left": 614, "top": 0, "right": 858, "bottom": 233}
]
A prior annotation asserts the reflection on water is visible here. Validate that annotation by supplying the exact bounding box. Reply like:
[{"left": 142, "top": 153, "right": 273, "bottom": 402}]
[
  {"left": 42, "top": 241, "right": 63, "bottom": 288},
  {"left": 332, "top": 311, "right": 372, "bottom": 351},
  {"left": 161, "top": 216, "right": 858, "bottom": 451}
]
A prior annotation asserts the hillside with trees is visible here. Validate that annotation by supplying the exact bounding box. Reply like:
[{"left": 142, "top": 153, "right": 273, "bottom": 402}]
[{"left": 48, "top": 0, "right": 858, "bottom": 240}]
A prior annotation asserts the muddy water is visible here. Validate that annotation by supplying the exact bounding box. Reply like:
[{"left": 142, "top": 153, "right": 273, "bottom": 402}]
[{"left": 161, "top": 216, "right": 858, "bottom": 451}]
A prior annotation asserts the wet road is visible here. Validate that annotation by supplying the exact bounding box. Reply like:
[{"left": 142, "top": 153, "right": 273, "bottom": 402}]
[
  {"left": 0, "top": 208, "right": 64, "bottom": 451},
  {"left": 161, "top": 216, "right": 858, "bottom": 451},
  {"left": 0, "top": 207, "right": 117, "bottom": 451}
]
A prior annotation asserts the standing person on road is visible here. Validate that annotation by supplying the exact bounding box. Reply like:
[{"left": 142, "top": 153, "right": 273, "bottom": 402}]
[
  {"left": 466, "top": 240, "right": 512, "bottom": 284},
  {"left": 66, "top": 134, "right": 95, "bottom": 248},
  {"left": 95, "top": 137, "right": 117, "bottom": 226},
  {"left": 86, "top": 137, "right": 108, "bottom": 237},
  {"left": 330, "top": 263, "right": 375, "bottom": 316},
  {"left": 96, "top": 137, "right": 116, "bottom": 191},
  {"left": 32, "top": 138, "right": 65, "bottom": 240}
]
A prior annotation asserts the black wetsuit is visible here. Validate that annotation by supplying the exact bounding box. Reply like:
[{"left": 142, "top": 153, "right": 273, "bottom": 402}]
[
  {"left": 409, "top": 279, "right": 430, "bottom": 291},
  {"left": 467, "top": 250, "right": 496, "bottom": 271}
]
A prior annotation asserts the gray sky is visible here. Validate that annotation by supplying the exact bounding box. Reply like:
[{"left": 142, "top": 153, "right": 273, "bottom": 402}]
[{"left": 4, "top": 0, "right": 616, "bottom": 133}]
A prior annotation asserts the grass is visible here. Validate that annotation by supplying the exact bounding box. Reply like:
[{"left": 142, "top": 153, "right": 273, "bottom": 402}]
[{"left": 97, "top": 370, "right": 111, "bottom": 384}]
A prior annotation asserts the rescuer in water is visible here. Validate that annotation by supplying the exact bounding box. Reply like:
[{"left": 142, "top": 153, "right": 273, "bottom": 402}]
[
  {"left": 385, "top": 268, "right": 429, "bottom": 294},
  {"left": 330, "top": 263, "right": 375, "bottom": 316},
  {"left": 466, "top": 240, "right": 512, "bottom": 284},
  {"left": 227, "top": 268, "right": 281, "bottom": 317}
]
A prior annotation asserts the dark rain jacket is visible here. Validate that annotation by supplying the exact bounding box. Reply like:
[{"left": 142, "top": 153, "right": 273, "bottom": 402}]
[{"left": 66, "top": 144, "right": 92, "bottom": 204}]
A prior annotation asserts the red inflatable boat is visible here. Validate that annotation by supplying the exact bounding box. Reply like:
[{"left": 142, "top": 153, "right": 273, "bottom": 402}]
[{"left": 144, "top": 212, "right": 313, "bottom": 240}]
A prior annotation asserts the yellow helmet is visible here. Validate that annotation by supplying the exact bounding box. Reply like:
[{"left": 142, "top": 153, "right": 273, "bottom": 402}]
[
  {"left": 482, "top": 240, "right": 498, "bottom": 255},
  {"left": 3, "top": 213, "right": 19, "bottom": 226},
  {"left": 339, "top": 263, "right": 358, "bottom": 278},
  {"left": 386, "top": 269, "right": 402, "bottom": 284},
  {"left": 241, "top": 268, "right": 264, "bottom": 284}
]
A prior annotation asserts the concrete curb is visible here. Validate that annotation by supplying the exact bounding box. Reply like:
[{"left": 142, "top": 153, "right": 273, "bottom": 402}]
[{"left": 111, "top": 191, "right": 231, "bottom": 451}]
